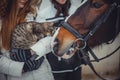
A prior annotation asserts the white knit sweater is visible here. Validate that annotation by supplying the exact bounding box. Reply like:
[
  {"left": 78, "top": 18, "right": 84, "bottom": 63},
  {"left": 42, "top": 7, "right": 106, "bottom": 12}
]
[{"left": 36, "top": 0, "right": 84, "bottom": 23}]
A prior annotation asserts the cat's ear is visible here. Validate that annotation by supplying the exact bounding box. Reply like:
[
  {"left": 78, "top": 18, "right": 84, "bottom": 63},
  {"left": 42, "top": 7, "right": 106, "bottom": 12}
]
[
  {"left": 47, "top": 22, "right": 54, "bottom": 27},
  {"left": 26, "top": 23, "right": 33, "bottom": 33},
  {"left": 43, "top": 22, "right": 54, "bottom": 30}
]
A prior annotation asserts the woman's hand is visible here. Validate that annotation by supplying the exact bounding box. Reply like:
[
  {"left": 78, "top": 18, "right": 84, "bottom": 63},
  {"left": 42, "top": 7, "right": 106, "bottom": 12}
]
[
  {"left": 23, "top": 54, "right": 44, "bottom": 72},
  {"left": 10, "top": 49, "right": 44, "bottom": 72},
  {"left": 10, "top": 48, "right": 32, "bottom": 62},
  {"left": 31, "top": 36, "right": 53, "bottom": 58}
]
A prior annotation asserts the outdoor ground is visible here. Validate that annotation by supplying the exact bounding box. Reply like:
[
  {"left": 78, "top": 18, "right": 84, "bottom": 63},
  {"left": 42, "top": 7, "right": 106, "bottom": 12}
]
[{"left": 82, "top": 71, "right": 120, "bottom": 80}]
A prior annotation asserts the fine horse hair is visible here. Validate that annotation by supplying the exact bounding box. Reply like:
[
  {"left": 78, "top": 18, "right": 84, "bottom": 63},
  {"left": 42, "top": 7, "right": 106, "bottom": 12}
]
[{"left": 11, "top": 22, "right": 55, "bottom": 49}]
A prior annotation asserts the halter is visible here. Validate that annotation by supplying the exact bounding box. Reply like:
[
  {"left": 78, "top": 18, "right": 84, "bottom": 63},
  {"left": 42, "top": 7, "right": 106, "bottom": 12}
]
[{"left": 60, "top": 2, "right": 120, "bottom": 80}]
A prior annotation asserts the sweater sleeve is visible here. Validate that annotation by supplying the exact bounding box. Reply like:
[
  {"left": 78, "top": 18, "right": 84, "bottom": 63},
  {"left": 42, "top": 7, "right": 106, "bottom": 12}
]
[
  {"left": 30, "top": 36, "right": 53, "bottom": 59},
  {"left": 0, "top": 55, "right": 24, "bottom": 77}
]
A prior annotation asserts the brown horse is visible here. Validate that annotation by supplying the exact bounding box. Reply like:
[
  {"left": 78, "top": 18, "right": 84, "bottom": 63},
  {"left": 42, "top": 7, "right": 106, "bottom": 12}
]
[{"left": 52, "top": 0, "right": 120, "bottom": 59}]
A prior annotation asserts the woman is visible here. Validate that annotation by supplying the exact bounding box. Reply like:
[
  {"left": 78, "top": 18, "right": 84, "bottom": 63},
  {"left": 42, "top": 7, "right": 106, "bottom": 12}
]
[
  {"left": 36, "top": 0, "right": 82, "bottom": 23},
  {"left": 0, "top": 0, "right": 54, "bottom": 80},
  {"left": 36, "top": 0, "right": 86, "bottom": 80}
]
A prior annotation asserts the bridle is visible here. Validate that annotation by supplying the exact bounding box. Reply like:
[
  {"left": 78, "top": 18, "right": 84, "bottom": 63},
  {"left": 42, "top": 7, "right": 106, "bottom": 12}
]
[
  {"left": 61, "top": 2, "right": 119, "bottom": 49},
  {"left": 60, "top": 2, "right": 120, "bottom": 80}
]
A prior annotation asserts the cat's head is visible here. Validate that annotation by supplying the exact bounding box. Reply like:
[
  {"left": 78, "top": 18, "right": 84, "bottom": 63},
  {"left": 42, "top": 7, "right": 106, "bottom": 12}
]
[{"left": 26, "top": 22, "right": 55, "bottom": 41}]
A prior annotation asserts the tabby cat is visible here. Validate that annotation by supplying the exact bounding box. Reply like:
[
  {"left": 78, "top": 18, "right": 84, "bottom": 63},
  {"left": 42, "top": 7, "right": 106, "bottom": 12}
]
[{"left": 11, "top": 21, "right": 55, "bottom": 49}]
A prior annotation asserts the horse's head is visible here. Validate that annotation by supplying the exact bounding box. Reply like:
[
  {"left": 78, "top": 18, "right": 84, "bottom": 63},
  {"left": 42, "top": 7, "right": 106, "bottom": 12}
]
[{"left": 52, "top": 0, "right": 120, "bottom": 59}]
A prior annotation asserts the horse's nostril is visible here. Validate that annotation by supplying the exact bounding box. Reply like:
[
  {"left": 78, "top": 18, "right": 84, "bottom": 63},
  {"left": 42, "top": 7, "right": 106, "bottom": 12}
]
[{"left": 53, "top": 38, "right": 59, "bottom": 53}]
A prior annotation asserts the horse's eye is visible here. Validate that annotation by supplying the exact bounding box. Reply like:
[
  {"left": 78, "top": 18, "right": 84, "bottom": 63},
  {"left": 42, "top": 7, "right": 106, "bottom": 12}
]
[{"left": 92, "top": 2, "right": 103, "bottom": 8}]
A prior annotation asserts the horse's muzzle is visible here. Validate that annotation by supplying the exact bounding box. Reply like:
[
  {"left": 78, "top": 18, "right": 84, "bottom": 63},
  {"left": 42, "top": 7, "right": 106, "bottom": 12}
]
[{"left": 52, "top": 38, "right": 78, "bottom": 59}]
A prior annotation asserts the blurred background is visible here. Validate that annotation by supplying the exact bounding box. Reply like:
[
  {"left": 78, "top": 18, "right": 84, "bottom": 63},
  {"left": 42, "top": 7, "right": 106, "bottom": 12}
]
[{"left": 82, "top": 33, "right": 120, "bottom": 80}]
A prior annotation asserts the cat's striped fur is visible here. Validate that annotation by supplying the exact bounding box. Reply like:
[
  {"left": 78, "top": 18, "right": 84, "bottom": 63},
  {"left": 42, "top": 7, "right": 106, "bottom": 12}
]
[{"left": 11, "top": 21, "right": 55, "bottom": 49}]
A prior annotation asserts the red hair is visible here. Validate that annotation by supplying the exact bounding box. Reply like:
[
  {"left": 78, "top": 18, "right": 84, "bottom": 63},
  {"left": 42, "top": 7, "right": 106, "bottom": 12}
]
[{"left": 0, "top": 0, "right": 41, "bottom": 50}]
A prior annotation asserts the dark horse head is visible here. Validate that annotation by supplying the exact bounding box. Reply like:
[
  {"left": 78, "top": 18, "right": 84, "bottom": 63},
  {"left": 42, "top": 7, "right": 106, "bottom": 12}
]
[{"left": 52, "top": 0, "right": 120, "bottom": 59}]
